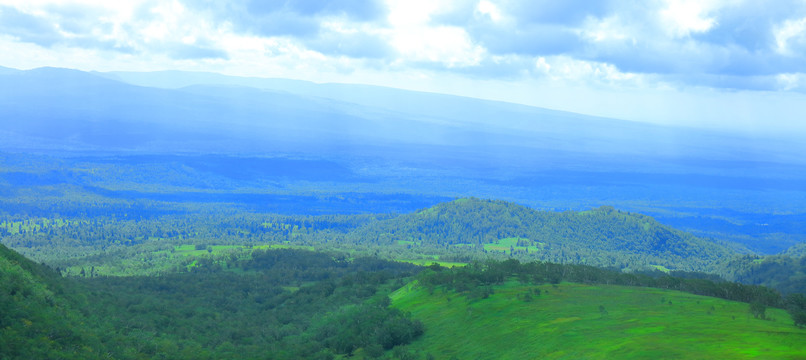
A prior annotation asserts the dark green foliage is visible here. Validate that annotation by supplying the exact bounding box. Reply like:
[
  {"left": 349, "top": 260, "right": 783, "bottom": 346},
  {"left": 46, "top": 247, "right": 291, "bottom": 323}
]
[
  {"left": 313, "top": 303, "right": 423, "bottom": 353},
  {"left": 726, "top": 253, "right": 806, "bottom": 295},
  {"left": 4, "top": 198, "right": 739, "bottom": 279},
  {"left": 0, "top": 244, "right": 102, "bottom": 359},
  {"left": 782, "top": 242, "right": 806, "bottom": 258},
  {"left": 786, "top": 293, "right": 806, "bottom": 328},
  {"left": 749, "top": 301, "right": 766, "bottom": 319},
  {"left": 0, "top": 246, "right": 423, "bottom": 359},
  {"left": 418, "top": 259, "right": 786, "bottom": 309},
  {"left": 350, "top": 199, "right": 735, "bottom": 272}
]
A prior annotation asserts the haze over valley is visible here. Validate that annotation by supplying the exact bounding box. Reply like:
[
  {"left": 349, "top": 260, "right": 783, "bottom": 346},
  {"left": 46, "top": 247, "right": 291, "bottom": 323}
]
[{"left": 2, "top": 1, "right": 806, "bottom": 359}]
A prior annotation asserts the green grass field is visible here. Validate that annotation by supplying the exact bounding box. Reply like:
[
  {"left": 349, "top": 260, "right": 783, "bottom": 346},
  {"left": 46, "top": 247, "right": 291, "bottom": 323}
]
[
  {"left": 482, "top": 237, "right": 542, "bottom": 254},
  {"left": 398, "top": 259, "right": 468, "bottom": 268},
  {"left": 391, "top": 281, "right": 806, "bottom": 359}
]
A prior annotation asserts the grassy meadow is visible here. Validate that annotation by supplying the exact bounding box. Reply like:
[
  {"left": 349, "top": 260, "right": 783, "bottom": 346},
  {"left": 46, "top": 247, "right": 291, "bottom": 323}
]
[{"left": 391, "top": 281, "right": 806, "bottom": 359}]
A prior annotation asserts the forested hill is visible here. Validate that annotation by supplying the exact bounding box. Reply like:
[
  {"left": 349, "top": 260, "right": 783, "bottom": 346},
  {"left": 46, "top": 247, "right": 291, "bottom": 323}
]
[
  {"left": 783, "top": 243, "right": 806, "bottom": 258},
  {"left": 722, "top": 242, "right": 806, "bottom": 295},
  {"left": 349, "top": 198, "right": 736, "bottom": 272},
  {"left": 0, "top": 243, "right": 427, "bottom": 359},
  {"left": 0, "top": 243, "right": 101, "bottom": 359}
]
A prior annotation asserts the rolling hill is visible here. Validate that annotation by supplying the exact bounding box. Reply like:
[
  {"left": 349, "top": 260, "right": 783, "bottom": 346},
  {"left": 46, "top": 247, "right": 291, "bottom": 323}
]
[
  {"left": 3, "top": 233, "right": 806, "bottom": 359},
  {"left": 391, "top": 281, "right": 806, "bottom": 359},
  {"left": 350, "top": 198, "right": 736, "bottom": 273},
  {"left": 0, "top": 244, "right": 101, "bottom": 359}
]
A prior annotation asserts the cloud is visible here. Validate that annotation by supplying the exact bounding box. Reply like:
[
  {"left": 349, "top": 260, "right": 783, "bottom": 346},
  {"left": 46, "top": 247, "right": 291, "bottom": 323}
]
[
  {"left": 183, "top": 0, "right": 388, "bottom": 38},
  {"left": 507, "top": 0, "right": 612, "bottom": 25},
  {"left": 1, "top": 0, "right": 806, "bottom": 94},
  {"left": 164, "top": 42, "right": 229, "bottom": 60},
  {"left": 245, "top": 0, "right": 387, "bottom": 21},
  {"left": 304, "top": 25, "right": 392, "bottom": 58},
  {"left": 411, "top": 0, "right": 806, "bottom": 89},
  {"left": 0, "top": 2, "right": 226, "bottom": 59},
  {"left": 0, "top": 5, "right": 64, "bottom": 46}
]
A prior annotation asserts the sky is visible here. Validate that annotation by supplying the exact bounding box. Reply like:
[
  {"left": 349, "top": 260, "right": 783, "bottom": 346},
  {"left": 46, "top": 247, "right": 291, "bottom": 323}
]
[{"left": 1, "top": 0, "right": 805, "bottom": 135}]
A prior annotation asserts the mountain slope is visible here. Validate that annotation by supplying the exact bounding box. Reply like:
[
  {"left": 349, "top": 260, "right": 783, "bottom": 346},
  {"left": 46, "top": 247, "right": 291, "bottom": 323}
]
[
  {"left": 783, "top": 242, "right": 806, "bottom": 258},
  {"left": 724, "top": 243, "right": 806, "bottom": 295},
  {"left": 6, "top": 67, "right": 803, "bottom": 165},
  {"left": 0, "top": 244, "right": 101, "bottom": 359},
  {"left": 350, "top": 198, "right": 736, "bottom": 272},
  {"left": 391, "top": 281, "right": 805, "bottom": 359},
  {"left": 3, "top": 67, "right": 806, "bottom": 255}
]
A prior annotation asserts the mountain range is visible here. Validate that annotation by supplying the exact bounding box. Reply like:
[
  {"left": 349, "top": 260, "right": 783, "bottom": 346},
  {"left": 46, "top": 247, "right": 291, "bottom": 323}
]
[{"left": 1, "top": 66, "right": 806, "bottom": 254}]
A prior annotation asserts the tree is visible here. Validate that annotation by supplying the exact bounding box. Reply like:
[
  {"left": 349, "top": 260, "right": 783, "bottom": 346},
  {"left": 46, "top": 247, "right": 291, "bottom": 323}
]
[
  {"left": 749, "top": 301, "right": 766, "bottom": 320},
  {"left": 786, "top": 294, "right": 806, "bottom": 328}
]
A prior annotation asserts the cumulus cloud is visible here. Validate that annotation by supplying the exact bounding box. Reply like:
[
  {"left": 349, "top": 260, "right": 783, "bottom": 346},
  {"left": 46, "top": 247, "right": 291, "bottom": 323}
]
[
  {"left": 0, "top": 1, "right": 229, "bottom": 59},
  {"left": 0, "top": 5, "right": 62, "bottom": 46},
  {"left": 1, "top": 0, "right": 806, "bottom": 92}
]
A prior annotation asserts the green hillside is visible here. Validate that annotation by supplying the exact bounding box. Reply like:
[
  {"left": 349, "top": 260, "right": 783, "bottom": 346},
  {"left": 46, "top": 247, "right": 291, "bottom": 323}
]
[
  {"left": 0, "top": 244, "right": 102, "bottom": 359},
  {"left": 783, "top": 243, "right": 806, "bottom": 258},
  {"left": 0, "top": 244, "right": 425, "bottom": 359},
  {"left": 3, "top": 198, "right": 740, "bottom": 280},
  {"left": 355, "top": 198, "right": 735, "bottom": 272},
  {"left": 725, "top": 252, "right": 806, "bottom": 296},
  {"left": 4, "top": 238, "right": 806, "bottom": 359},
  {"left": 392, "top": 281, "right": 806, "bottom": 359}
]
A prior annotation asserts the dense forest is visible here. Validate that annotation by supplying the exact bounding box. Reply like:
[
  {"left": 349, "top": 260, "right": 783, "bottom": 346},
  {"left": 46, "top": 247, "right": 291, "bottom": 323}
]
[
  {"left": 3, "top": 242, "right": 805, "bottom": 359},
  {"left": 0, "top": 198, "right": 734, "bottom": 270},
  {"left": 3, "top": 196, "right": 806, "bottom": 295},
  {"left": 1, "top": 245, "right": 425, "bottom": 359},
  {"left": 2, "top": 152, "right": 806, "bottom": 358},
  {"left": 2, "top": 150, "right": 805, "bottom": 255}
]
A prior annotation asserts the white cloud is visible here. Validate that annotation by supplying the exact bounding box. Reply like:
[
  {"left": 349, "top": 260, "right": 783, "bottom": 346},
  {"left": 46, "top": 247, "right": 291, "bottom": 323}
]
[
  {"left": 476, "top": 0, "right": 504, "bottom": 23},
  {"left": 659, "top": 0, "right": 719, "bottom": 38},
  {"left": 774, "top": 17, "right": 806, "bottom": 55},
  {"left": 776, "top": 72, "right": 806, "bottom": 91},
  {"left": 580, "top": 15, "right": 632, "bottom": 44},
  {"left": 533, "top": 55, "right": 641, "bottom": 86},
  {"left": 384, "top": 0, "right": 485, "bottom": 68},
  {"left": 386, "top": 0, "right": 442, "bottom": 26},
  {"left": 2, "top": 0, "right": 806, "bottom": 134},
  {"left": 389, "top": 25, "right": 484, "bottom": 68}
]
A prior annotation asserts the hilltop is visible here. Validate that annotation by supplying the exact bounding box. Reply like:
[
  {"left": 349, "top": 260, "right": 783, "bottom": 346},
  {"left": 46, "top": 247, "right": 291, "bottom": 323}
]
[
  {"left": 2, "top": 196, "right": 741, "bottom": 279},
  {"left": 349, "top": 198, "right": 736, "bottom": 273}
]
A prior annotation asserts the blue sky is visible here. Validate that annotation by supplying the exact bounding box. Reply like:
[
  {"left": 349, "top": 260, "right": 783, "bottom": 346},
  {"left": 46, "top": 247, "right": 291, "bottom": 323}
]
[{"left": 1, "top": 0, "right": 805, "bottom": 134}]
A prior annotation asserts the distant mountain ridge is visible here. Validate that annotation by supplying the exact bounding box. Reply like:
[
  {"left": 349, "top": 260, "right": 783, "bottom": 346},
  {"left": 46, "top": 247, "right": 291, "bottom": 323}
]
[
  {"left": 2, "top": 66, "right": 806, "bottom": 255},
  {"left": 2, "top": 66, "right": 801, "bottom": 163}
]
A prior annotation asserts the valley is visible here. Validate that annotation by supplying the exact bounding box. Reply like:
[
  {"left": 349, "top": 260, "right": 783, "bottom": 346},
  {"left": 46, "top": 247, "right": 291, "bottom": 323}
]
[{"left": 1, "top": 67, "right": 806, "bottom": 359}]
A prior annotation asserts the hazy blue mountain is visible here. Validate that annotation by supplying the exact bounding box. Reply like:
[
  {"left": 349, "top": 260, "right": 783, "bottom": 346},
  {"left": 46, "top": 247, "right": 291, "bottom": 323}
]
[
  {"left": 3, "top": 66, "right": 802, "bottom": 171},
  {"left": 105, "top": 69, "right": 805, "bottom": 163},
  {"left": 2, "top": 66, "right": 806, "bottom": 254},
  {"left": 0, "top": 65, "right": 18, "bottom": 75}
]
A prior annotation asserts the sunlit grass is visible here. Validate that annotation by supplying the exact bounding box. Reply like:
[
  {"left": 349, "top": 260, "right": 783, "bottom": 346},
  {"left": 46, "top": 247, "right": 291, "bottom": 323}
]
[
  {"left": 397, "top": 259, "right": 468, "bottom": 268},
  {"left": 392, "top": 281, "right": 806, "bottom": 359},
  {"left": 482, "top": 237, "right": 541, "bottom": 254}
]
